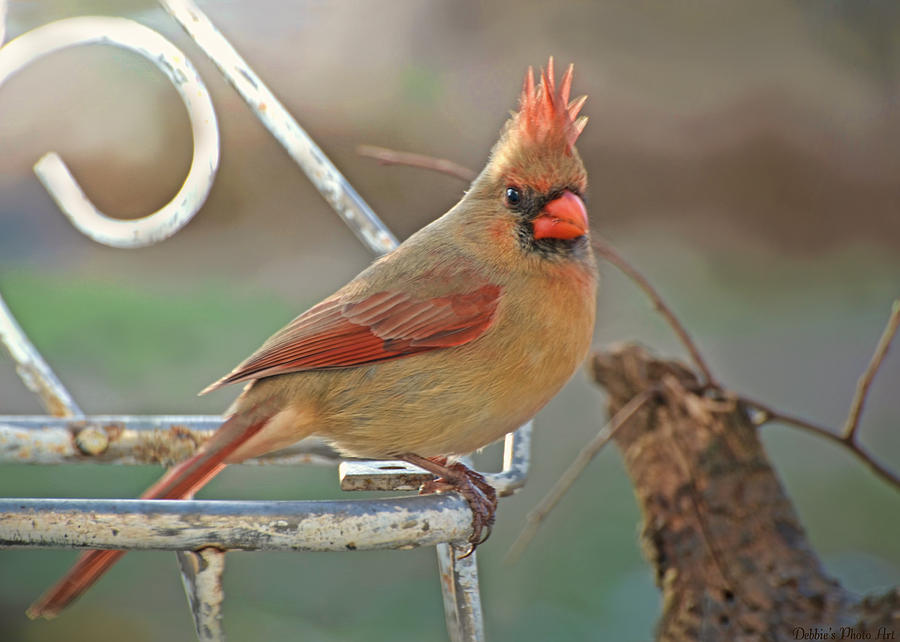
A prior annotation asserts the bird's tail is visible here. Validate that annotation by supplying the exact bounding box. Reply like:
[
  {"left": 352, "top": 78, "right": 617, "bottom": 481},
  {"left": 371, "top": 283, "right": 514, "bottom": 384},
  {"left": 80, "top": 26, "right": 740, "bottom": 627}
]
[{"left": 26, "top": 401, "right": 276, "bottom": 620}]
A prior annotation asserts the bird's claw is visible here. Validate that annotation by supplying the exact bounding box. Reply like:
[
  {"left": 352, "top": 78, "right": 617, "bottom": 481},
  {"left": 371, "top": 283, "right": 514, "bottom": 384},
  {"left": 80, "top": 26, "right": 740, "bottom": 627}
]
[{"left": 419, "top": 462, "right": 498, "bottom": 555}]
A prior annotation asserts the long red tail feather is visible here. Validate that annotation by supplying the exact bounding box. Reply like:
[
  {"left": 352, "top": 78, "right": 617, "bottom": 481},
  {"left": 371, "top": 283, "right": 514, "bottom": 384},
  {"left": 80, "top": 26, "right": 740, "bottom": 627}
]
[{"left": 26, "top": 402, "right": 275, "bottom": 620}]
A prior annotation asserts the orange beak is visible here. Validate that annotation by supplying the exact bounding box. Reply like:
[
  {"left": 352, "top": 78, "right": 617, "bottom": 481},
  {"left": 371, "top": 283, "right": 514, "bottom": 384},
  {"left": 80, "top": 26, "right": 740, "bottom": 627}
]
[{"left": 532, "top": 191, "right": 589, "bottom": 241}]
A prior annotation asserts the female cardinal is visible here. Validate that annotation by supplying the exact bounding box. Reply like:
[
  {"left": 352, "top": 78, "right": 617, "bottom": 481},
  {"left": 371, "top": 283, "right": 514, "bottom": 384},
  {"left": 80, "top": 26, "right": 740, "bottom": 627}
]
[{"left": 28, "top": 58, "right": 595, "bottom": 619}]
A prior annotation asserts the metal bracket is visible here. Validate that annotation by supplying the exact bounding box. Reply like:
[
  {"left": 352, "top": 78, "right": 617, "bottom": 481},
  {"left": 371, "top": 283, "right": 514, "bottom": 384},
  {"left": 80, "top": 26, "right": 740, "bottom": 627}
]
[
  {"left": 340, "top": 460, "right": 436, "bottom": 491},
  {"left": 438, "top": 544, "right": 486, "bottom": 642},
  {"left": 178, "top": 548, "right": 226, "bottom": 642}
]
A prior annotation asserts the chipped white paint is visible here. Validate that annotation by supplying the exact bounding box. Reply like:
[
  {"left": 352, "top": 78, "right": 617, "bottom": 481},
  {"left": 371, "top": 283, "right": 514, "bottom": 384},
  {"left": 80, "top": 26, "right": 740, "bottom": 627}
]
[
  {"left": 0, "top": 16, "right": 219, "bottom": 248},
  {"left": 339, "top": 459, "right": 436, "bottom": 491},
  {"left": 438, "top": 543, "right": 486, "bottom": 642},
  {"left": 159, "top": 0, "right": 398, "bottom": 255},
  {"left": 0, "top": 293, "right": 82, "bottom": 417},
  {"left": 0, "top": 496, "right": 473, "bottom": 551},
  {"left": 0, "top": 416, "right": 341, "bottom": 466},
  {"left": 178, "top": 549, "right": 226, "bottom": 641}
]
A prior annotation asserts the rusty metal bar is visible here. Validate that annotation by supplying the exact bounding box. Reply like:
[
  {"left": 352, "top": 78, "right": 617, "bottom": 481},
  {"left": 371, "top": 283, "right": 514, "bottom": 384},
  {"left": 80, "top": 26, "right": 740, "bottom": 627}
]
[
  {"left": 0, "top": 16, "right": 219, "bottom": 248},
  {"left": 178, "top": 548, "right": 226, "bottom": 642},
  {"left": 0, "top": 496, "right": 472, "bottom": 551},
  {"left": 0, "top": 293, "right": 83, "bottom": 418},
  {"left": 159, "top": 0, "right": 398, "bottom": 256},
  {"left": 2, "top": 417, "right": 528, "bottom": 490},
  {"left": 437, "top": 543, "right": 486, "bottom": 642},
  {"left": 0, "top": 416, "right": 340, "bottom": 466}
]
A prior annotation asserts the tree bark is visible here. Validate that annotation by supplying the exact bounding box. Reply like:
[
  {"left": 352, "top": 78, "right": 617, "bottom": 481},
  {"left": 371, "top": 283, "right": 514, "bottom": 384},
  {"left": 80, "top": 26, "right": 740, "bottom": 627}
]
[{"left": 588, "top": 343, "right": 899, "bottom": 641}]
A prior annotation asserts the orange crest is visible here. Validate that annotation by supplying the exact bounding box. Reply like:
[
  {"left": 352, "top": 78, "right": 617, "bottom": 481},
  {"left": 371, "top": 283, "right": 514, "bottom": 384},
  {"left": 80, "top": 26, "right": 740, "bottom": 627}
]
[{"left": 514, "top": 57, "right": 588, "bottom": 153}]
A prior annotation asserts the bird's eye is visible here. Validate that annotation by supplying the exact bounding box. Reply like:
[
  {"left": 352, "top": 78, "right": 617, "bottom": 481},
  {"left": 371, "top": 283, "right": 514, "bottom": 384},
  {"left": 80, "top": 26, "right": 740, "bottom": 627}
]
[{"left": 505, "top": 187, "right": 522, "bottom": 207}]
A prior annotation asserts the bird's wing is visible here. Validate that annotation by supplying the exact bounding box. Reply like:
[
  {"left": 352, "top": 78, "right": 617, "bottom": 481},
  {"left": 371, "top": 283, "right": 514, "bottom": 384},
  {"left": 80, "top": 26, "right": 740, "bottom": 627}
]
[{"left": 200, "top": 283, "right": 502, "bottom": 394}]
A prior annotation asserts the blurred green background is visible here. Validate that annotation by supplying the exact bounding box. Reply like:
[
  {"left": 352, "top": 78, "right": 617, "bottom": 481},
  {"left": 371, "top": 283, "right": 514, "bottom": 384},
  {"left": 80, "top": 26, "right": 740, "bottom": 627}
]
[{"left": 1, "top": 1, "right": 899, "bottom": 640}]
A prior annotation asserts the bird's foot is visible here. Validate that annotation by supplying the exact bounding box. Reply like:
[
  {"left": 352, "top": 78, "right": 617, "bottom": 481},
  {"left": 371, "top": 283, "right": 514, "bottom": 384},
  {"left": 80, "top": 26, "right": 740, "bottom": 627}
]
[
  {"left": 401, "top": 455, "right": 498, "bottom": 557},
  {"left": 421, "top": 463, "right": 498, "bottom": 554}
]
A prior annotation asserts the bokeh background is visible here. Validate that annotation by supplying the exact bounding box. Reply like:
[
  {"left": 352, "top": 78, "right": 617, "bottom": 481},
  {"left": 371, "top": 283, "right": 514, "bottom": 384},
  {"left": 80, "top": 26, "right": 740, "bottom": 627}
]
[{"left": 1, "top": 1, "right": 899, "bottom": 640}]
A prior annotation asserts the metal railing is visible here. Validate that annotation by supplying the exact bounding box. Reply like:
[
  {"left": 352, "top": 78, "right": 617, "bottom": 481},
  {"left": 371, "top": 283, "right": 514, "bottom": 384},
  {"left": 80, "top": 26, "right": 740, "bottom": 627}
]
[{"left": 0, "top": 2, "right": 532, "bottom": 640}]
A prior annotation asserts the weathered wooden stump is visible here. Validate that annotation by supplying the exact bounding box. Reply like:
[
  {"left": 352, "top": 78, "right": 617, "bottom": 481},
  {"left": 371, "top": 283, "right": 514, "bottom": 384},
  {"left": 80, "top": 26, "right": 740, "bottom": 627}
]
[{"left": 589, "top": 343, "right": 899, "bottom": 641}]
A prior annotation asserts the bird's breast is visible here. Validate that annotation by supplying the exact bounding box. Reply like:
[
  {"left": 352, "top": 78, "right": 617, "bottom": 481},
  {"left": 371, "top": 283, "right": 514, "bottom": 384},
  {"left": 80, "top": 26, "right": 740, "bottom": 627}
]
[{"left": 314, "top": 261, "right": 597, "bottom": 458}]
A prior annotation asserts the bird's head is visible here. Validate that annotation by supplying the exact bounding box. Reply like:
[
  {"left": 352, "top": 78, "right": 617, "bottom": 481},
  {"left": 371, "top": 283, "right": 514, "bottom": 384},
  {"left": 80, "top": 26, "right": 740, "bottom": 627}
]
[{"left": 463, "top": 58, "right": 590, "bottom": 261}]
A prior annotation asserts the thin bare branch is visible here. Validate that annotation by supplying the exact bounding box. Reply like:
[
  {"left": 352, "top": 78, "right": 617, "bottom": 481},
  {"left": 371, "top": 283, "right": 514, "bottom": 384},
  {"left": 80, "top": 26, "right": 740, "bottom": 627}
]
[
  {"left": 506, "top": 389, "right": 655, "bottom": 564},
  {"left": 357, "top": 145, "right": 477, "bottom": 182},
  {"left": 739, "top": 299, "right": 900, "bottom": 492},
  {"left": 843, "top": 300, "right": 900, "bottom": 440},
  {"left": 740, "top": 394, "right": 899, "bottom": 491},
  {"left": 591, "top": 236, "right": 718, "bottom": 388}
]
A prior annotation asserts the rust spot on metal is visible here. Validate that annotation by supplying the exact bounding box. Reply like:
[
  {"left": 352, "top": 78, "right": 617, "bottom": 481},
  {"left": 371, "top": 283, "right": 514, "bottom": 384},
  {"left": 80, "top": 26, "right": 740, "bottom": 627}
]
[
  {"left": 75, "top": 427, "right": 109, "bottom": 455},
  {"left": 132, "top": 426, "right": 203, "bottom": 466},
  {"left": 441, "top": 564, "right": 454, "bottom": 592},
  {"left": 170, "top": 425, "right": 195, "bottom": 440},
  {"left": 17, "top": 362, "right": 74, "bottom": 417},
  {"left": 103, "top": 423, "right": 124, "bottom": 442}
]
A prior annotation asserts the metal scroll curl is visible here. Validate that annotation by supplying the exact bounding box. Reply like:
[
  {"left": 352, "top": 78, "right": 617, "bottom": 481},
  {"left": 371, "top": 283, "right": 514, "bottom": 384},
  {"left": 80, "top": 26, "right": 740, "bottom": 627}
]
[{"left": 0, "top": 15, "right": 219, "bottom": 248}]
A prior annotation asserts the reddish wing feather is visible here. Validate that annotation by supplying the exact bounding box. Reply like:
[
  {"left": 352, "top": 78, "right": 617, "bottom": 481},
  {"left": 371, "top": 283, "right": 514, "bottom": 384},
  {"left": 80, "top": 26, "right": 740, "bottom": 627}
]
[{"left": 203, "top": 284, "right": 501, "bottom": 392}]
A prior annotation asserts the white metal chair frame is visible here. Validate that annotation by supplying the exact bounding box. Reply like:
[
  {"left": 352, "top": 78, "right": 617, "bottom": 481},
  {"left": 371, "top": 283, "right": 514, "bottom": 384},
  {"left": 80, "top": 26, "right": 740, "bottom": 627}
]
[{"left": 0, "top": 2, "right": 533, "bottom": 640}]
